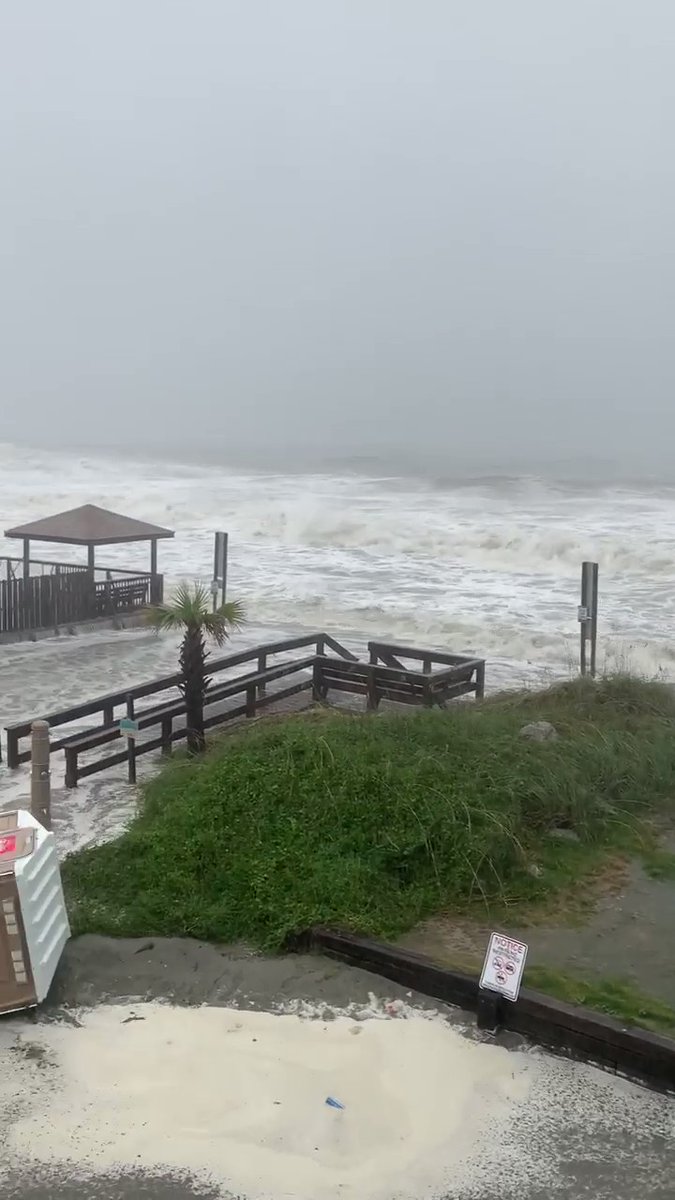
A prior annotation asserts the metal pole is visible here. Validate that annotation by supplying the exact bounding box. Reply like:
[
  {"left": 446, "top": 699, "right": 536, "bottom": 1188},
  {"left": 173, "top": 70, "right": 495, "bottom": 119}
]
[
  {"left": 126, "top": 694, "right": 137, "bottom": 785},
  {"left": 212, "top": 531, "right": 228, "bottom": 610},
  {"left": 589, "top": 562, "right": 599, "bottom": 679},
  {"left": 30, "top": 721, "right": 51, "bottom": 830},
  {"left": 579, "top": 561, "right": 599, "bottom": 678},
  {"left": 579, "top": 563, "right": 587, "bottom": 678},
  {"left": 221, "top": 532, "right": 228, "bottom": 608}
]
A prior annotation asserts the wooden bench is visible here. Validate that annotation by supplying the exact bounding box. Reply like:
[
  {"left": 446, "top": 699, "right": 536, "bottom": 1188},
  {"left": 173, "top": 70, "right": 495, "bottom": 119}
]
[
  {"left": 313, "top": 655, "right": 485, "bottom": 710},
  {"left": 312, "top": 657, "right": 432, "bottom": 710},
  {"left": 368, "top": 641, "right": 486, "bottom": 699},
  {"left": 63, "top": 654, "right": 317, "bottom": 786},
  {"left": 96, "top": 580, "right": 149, "bottom": 616}
]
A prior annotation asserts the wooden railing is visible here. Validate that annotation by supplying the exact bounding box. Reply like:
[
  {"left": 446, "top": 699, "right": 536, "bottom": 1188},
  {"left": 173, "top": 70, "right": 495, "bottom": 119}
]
[
  {"left": 3, "top": 632, "right": 357, "bottom": 771},
  {"left": 1, "top": 572, "right": 91, "bottom": 636},
  {"left": 3, "top": 635, "right": 485, "bottom": 787},
  {"left": 1, "top": 557, "right": 88, "bottom": 582},
  {"left": 368, "top": 641, "right": 486, "bottom": 699},
  {"left": 93, "top": 575, "right": 158, "bottom": 615},
  {"left": 2, "top": 558, "right": 154, "bottom": 581},
  {"left": 0, "top": 571, "right": 157, "bottom": 637}
]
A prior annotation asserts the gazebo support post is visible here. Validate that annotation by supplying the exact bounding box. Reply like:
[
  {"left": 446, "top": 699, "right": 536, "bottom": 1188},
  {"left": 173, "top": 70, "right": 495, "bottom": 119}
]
[
  {"left": 150, "top": 538, "right": 158, "bottom": 604},
  {"left": 22, "top": 537, "right": 30, "bottom": 581},
  {"left": 87, "top": 544, "right": 96, "bottom": 617}
]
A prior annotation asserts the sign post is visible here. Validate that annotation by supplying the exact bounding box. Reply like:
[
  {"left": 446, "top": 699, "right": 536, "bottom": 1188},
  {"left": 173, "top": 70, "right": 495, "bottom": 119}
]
[
  {"left": 478, "top": 932, "right": 528, "bottom": 1031},
  {"left": 213, "top": 531, "right": 228, "bottom": 611},
  {"left": 579, "top": 561, "right": 599, "bottom": 678}
]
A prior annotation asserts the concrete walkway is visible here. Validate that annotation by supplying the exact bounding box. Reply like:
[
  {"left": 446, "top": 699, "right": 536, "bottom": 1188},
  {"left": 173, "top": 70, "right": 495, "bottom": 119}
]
[{"left": 1, "top": 937, "right": 673, "bottom": 1200}]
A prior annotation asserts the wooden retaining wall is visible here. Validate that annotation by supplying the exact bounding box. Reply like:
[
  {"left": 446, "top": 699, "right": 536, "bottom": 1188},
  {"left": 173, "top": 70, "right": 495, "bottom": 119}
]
[{"left": 292, "top": 928, "right": 675, "bottom": 1093}]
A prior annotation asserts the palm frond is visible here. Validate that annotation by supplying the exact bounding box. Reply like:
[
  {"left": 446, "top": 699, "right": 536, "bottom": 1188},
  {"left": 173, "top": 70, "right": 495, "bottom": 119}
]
[
  {"left": 201, "top": 600, "right": 246, "bottom": 647},
  {"left": 146, "top": 604, "right": 186, "bottom": 633},
  {"left": 146, "top": 582, "right": 245, "bottom": 644}
]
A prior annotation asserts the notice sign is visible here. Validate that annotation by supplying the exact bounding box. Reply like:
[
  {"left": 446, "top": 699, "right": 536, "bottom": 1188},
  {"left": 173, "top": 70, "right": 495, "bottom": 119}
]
[{"left": 479, "top": 932, "right": 528, "bottom": 1002}]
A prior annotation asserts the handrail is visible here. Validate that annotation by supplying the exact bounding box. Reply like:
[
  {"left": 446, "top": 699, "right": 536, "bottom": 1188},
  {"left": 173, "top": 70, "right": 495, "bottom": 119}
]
[
  {"left": 368, "top": 640, "right": 481, "bottom": 668},
  {"left": 4, "top": 631, "right": 354, "bottom": 767},
  {"left": 4, "top": 631, "right": 485, "bottom": 781},
  {"left": 63, "top": 653, "right": 320, "bottom": 786}
]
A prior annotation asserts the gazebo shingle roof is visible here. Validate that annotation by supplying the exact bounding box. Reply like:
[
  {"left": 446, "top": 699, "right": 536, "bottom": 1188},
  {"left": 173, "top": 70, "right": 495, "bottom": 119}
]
[{"left": 4, "top": 504, "right": 174, "bottom": 546}]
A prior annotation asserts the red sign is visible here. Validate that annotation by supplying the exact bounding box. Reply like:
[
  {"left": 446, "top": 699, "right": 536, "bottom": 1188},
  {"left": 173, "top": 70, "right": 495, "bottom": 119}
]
[{"left": 0, "top": 835, "right": 17, "bottom": 857}]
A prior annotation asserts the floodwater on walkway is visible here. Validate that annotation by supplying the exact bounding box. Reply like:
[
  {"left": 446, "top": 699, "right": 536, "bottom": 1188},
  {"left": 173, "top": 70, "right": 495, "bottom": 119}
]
[{"left": 1, "top": 936, "right": 673, "bottom": 1200}]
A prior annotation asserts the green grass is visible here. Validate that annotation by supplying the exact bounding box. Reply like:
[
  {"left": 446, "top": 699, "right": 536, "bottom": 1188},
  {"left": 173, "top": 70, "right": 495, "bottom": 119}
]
[
  {"left": 640, "top": 848, "right": 675, "bottom": 881},
  {"left": 525, "top": 966, "right": 675, "bottom": 1036},
  {"left": 62, "top": 675, "right": 675, "bottom": 953}
]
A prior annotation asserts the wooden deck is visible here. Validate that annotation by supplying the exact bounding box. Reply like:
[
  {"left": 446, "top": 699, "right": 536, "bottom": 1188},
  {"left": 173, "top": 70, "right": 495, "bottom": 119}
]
[
  {"left": 2, "top": 633, "right": 486, "bottom": 784},
  {"left": 0, "top": 559, "right": 161, "bottom": 638}
]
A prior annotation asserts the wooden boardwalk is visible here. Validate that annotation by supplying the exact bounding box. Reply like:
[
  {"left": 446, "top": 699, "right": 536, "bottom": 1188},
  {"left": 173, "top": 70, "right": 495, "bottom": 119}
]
[{"left": 2, "top": 633, "right": 485, "bottom": 786}]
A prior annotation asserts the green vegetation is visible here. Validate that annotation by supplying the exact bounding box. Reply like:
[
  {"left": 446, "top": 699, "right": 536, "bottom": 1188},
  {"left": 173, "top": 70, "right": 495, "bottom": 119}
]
[
  {"left": 63, "top": 674, "right": 675, "bottom": 955},
  {"left": 524, "top": 966, "right": 675, "bottom": 1036},
  {"left": 640, "top": 847, "right": 675, "bottom": 881},
  {"left": 147, "top": 581, "right": 244, "bottom": 754}
]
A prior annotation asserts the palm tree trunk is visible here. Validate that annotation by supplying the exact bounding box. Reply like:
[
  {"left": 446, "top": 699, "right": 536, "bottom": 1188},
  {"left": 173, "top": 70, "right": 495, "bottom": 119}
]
[{"left": 180, "top": 625, "right": 207, "bottom": 754}]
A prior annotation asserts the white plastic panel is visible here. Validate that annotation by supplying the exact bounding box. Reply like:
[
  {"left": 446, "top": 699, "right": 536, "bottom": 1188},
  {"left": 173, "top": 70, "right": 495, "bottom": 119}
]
[{"left": 14, "top": 811, "right": 70, "bottom": 1003}]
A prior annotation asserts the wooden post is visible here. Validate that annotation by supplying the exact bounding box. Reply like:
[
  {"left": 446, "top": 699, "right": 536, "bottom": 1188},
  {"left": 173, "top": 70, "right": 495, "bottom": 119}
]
[
  {"left": 257, "top": 652, "right": 267, "bottom": 698},
  {"left": 30, "top": 721, "right": 51, "bottom": 829},
  {"left": 245, "top": 683, "right": 256, "bottom": 718},
  {"left": 366, "top": 667, "right": 379, "bottom": 711},
  {"left": 161, "top": 716, "right": 173, "bottom": 755},
  {"left": 475, "top": 661, "right": 486, "bottom": 700},
  {"left": 477, "top": 989, "right": 502, "bottom": 1032},
  {"left": 126, "top": 694, "right": 137, "bottom": 784},
  {"left": 53, "top": 565, "right": 60, "bottom": 634},
  {"left": 105, "top": 570, "right": 113, "bottom": 616},
  {"left": 149, "top": 539, "right": 159, "bottom": 604},
  {"left": 6, "top": 730, "right": 20, "bottom": 770},
  {"left": 103, "top": 702, "right": 114, "bottom": 726},
  {"left": 65, "top": 746, "right": 78, "bottom": 789},
  {"left": 580, "top": 562, "right": 599, "bottom": 678},
  {"left": 312, "top": 658, "right": 325, "bottom": 702},
  {"left": 22, "top": 538, "right": 30, "bottom": 581}
]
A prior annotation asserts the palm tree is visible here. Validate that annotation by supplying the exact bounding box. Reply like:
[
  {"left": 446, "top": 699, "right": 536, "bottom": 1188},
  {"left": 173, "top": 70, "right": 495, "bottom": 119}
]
[{"left": 147, "top": 582, "right": 245, "bottom": 754}]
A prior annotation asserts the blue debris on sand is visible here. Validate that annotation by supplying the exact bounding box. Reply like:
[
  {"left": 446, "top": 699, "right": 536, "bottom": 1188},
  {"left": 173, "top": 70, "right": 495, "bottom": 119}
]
[{"left": 325, "top": 1096, "right": 345, "bottom": 1110}]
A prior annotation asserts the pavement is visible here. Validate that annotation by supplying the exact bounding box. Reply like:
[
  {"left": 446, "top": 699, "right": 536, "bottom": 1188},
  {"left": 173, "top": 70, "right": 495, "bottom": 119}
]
[{"left": 1, "top": 936, "right": 673, "bottom": 1200}]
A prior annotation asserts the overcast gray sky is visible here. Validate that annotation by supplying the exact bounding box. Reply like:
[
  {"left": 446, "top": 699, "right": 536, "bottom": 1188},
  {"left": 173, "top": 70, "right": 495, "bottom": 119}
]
[{"left": 1, "top": 1, "right": 673, "bottom": 469}]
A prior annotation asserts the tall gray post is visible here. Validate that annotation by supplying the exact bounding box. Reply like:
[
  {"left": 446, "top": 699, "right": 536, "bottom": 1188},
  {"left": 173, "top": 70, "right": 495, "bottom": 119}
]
[
  {"left": 579, "top": 561, "right": 599, "bottom": 679},
  {"left": 30, "top": 721, "right": 51, "bottom": 830},
  {"left": 213, "top": 531, "right": 228, "bottom": 610}
]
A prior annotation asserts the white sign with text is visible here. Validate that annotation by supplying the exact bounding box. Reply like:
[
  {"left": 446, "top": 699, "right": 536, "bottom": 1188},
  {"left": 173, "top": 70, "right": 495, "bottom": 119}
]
[{"left": 479, "top": 932, "right": 528, "bottom": 1002}]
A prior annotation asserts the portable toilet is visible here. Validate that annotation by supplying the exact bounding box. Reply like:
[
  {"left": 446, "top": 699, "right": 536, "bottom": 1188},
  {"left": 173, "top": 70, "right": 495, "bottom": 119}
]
[{"left": 0, "top": 809, "right": 70, "bottom": 1015}]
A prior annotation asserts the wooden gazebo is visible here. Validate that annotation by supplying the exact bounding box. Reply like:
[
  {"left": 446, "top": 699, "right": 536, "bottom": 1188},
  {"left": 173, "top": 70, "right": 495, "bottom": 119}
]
[{"left": 1, "top": 504, "right": 174, "bottom": 637}]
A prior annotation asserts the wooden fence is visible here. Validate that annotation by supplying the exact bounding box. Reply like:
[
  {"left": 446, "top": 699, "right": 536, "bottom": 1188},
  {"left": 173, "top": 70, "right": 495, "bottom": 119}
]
[
  {"left": 0, "top": 571, "right": 158, "bottom": 637},
  {"left": 2, "top": 633, "right": 485, "bottom": 786}
]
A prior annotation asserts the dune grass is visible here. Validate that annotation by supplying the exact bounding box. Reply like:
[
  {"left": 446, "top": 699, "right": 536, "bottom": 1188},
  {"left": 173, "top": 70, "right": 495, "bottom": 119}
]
[
  {"left": 62, "top": 674, "right": 675, "bottom": 952},
  {"left": 524, "top": 966, "right": 675, "bottom": 1036}
]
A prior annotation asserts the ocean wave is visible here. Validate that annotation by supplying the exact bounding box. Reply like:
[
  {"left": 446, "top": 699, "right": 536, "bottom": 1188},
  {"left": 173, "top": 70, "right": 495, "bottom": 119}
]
[{"left": 231, "top": 505, "right": 675, "bottom": 577}]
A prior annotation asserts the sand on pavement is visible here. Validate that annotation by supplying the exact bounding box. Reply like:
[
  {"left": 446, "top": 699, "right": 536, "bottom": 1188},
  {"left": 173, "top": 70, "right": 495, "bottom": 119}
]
[{"left": 0, "top": 935, "right": 674, "bottom": 1200}]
